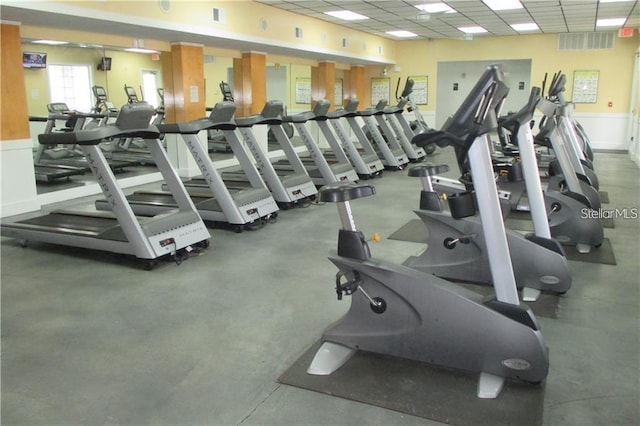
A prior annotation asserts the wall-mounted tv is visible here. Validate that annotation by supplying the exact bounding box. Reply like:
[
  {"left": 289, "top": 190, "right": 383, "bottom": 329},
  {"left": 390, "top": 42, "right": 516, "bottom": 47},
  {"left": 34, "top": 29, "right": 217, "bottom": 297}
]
[
  {"left": 23, "top": 51, "right": 47, "bottom": 69},
  {"left": 97, "top": 57, "right": 112, "bottom": 71}
]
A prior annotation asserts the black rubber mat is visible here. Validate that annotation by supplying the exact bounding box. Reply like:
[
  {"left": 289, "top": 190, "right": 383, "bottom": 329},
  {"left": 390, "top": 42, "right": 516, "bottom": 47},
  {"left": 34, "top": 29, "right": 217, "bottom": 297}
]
[
  {"left": 279, "top": 341, "right": 546, "bottom": 426},
  {"left": 563, "top": 237, "right": 616, "bottom": 265}
]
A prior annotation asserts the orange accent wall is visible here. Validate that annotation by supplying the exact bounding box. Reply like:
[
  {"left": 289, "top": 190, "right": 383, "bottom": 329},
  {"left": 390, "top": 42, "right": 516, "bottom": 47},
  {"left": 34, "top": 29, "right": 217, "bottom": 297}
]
[
  {"left": 1, "top": 24, "right": 30, "bottom": 140},
  {"left": 170, "top": 43, "right": 205, "bottom": 122},
  {"left": 239, "top": 52, "right": 266, "bottom": 116}
]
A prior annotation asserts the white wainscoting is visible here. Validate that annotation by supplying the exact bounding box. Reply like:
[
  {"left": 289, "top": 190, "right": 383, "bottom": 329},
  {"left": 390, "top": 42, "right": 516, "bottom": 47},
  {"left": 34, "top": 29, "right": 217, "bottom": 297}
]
[
  {"left": 1, "top": 138, "right": 41, "bottom": 217},
  {"left": 629, "top": 113, "right": 640, "bottom": 166},
  {"left": 573, "top": 112, "right": 629, "bottom": 151}
]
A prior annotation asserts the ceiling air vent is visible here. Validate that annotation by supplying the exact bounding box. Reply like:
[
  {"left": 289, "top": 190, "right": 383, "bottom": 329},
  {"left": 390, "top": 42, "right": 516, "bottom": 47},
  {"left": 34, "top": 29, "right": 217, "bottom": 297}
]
[
  {"left": 558, "top": 32, "right": 615, "bottom": 50},
  {"left": 204, "top": 55, "right": 216, "bottom": 65}
]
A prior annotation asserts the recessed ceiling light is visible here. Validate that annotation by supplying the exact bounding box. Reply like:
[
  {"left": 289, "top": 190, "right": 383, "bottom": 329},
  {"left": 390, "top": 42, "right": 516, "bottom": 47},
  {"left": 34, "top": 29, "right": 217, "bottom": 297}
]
[
  {"left": 386, "top": 30, "right": 418, "bottom": 38},
  {"left": 33, "top": 39, "right": 68, "bottom": 45},
  {"left": 596, "top": 17, "right": 626, "bottom": 27},
  {"left": 483, "top": 0, "right": 523, "bottom": 11},
  {"left": 415, "top": 3, "right": 455, "bottom": 14},
  {"left": 324, "top": 10, "right": 369, "bottom": 21},
  {"left": 511, "top": 22, "right": 540, "bottom": 31},
  {"left": 458, "top": 26, "right": 488, "bottom": 34},
  {"left": 124, "top": 48, "right": 158, "bottom": 54}
]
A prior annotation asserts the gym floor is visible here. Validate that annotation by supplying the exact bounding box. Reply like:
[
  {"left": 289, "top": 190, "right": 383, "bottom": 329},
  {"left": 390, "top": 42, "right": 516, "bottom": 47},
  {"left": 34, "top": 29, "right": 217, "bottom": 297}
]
[{"left": 1, "top": 147, "right": 638, "bottom": 425}]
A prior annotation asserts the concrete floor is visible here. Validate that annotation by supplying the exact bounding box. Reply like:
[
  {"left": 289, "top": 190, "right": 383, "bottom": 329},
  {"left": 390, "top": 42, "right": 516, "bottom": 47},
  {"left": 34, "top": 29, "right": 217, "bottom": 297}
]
[{"left": 1, "top": 148, "right": 639, "bottom": 425}]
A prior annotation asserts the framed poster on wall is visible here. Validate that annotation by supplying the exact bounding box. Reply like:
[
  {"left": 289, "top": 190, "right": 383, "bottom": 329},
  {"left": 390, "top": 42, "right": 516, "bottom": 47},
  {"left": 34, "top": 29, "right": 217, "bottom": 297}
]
[
  {"left": 371, "top": 77, "right": 390, "bottom": 105},
  {"left": 295, "top": 77, "right": 311, "bottom": 104},
  {"left": 408, "top": 75, "right": 428, "bottom": 105},
  {"left": 572, "top": 70, "right": 599, "bottom": 103}
]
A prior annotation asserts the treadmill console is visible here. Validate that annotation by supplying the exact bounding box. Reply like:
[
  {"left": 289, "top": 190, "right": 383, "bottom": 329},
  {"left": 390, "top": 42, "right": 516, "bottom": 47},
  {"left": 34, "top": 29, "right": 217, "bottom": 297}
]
[
  {"left": 312, "top": 99, "right": 331, "bottom": 117},
  {"left": 115, "top": 103, "right": 155, "bottom": 129},
  {"left": 208, "top": 101, "right": 236, "bottom": 123},
  {"left": 344, "top": 98, "right": 359, "bottom": 112},
  {"left": 260, "top": 101, "right": 284, "bottom": 118}
]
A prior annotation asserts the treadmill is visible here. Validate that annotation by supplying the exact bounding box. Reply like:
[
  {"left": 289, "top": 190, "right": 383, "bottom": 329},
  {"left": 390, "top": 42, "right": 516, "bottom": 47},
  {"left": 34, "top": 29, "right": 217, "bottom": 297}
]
[
  {"left": 272, "top": 100, "right": 358, "bottom": 186},
  {"left": 221, "top": 101, "right": 318, "bottom": 208},
  {"left": 105, "top": 85, "right": 159, "bottom": 166},
  {"left": 97, "top": 101, "right": 279, "bottom": 231},
  {"left": 2, "top": 103, "right": 210, "bottom": 269},
  {"left": 350, "top": 101, "right": 409, "bottom": 170},
  {"left": 324, "top": 101, "right": 384, "bottom": 180},
  {"left": 377, "top": 98, "right": 427, "bottom": 162},
  {"left": 29, "top": 115, "right": 86, "bottom": 183},
  {"left": 35, "top": 102, "right": 135, "bottom": 172}
]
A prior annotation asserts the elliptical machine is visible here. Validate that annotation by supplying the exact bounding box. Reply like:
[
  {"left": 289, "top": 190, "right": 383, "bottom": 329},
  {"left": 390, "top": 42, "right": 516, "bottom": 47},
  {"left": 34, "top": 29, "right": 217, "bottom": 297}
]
[{"left": 308, "top": 65, "right": 549, "bottom": 399}]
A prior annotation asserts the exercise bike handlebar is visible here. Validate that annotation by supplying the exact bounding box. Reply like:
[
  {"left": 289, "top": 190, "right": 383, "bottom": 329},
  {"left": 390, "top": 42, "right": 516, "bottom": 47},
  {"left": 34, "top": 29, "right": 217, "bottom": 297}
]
[{"left": 412, "top": 65, "right": 509, "bottom": 151}]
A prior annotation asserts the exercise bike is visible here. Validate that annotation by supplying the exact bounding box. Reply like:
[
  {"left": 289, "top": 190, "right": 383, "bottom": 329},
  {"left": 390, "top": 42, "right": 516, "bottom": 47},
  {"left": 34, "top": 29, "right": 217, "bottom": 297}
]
[{"left": 308, "top": 65, "right": 549, "bottom": 399}]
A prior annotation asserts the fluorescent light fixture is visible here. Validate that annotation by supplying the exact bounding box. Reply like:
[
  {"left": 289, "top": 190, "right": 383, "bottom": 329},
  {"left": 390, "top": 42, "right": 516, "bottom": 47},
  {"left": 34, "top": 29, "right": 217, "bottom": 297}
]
[
  {"left": 324, "top": 10, "right": 369, "bottom": 21},
  {"left": 596, "top": 17, "right": 626, "bottom": 27},
  {"left": 124, "top": 48, "right": 158, "bottom": 54},
  {"left": 33, "top": 39, "right": 68, "bottom": 45},
  {"left": 415, "top": 3, "right": 455, "bottom": 14},
  {"left": 386, "top": 30, "right": 418, "bottom": 38},
  {"left": 510, "top": 22, "right": 540, "bottom": 31},
  {"left": 458, "top": 26, "right": 488, "bottom": 34},
  {"left": 599, "top": 0, "right": 634, "bottom": 3},
  {"left": 483, "top": 0, "right": 523, "bottom": 11}
]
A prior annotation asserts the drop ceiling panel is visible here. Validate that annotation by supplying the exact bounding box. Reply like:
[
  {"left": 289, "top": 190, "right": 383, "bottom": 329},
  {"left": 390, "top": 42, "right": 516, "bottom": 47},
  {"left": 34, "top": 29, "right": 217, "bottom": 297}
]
[{"left": 256, "top": 0, "right": 639, "bottom": 40}]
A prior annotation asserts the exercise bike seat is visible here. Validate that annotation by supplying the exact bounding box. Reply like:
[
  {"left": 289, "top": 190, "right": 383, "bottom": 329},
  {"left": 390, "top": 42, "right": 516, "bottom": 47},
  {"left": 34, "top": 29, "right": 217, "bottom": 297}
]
[
  {"left": 408, "top": 163, "right": 450, "bottom": 178},
  {"left": 319, "top": 182, "right": 376, "bottom": 203}
]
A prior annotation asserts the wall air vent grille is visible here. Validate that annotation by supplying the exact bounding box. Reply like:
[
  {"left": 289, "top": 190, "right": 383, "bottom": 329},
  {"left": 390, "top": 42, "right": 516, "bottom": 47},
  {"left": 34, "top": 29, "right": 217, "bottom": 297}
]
[
  {"left": 212, "top": 7, "right": 226, "bottom": 23},
  {"left": 558, "top": 32, "right": 615, "bottom": 50}
]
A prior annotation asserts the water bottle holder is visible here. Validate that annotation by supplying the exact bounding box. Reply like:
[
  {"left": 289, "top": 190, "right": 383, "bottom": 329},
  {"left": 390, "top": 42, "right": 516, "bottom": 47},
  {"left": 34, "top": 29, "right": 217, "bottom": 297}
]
[{"left": 448, "top": 190, "right": 476, "bottom": 219}]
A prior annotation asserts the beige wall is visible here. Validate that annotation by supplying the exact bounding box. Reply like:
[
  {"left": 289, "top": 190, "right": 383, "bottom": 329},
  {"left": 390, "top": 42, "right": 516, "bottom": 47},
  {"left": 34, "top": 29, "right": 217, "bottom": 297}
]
[
  {"left": 394, "top": 33, "right": 638, "bottom": 114},
  {"left": 28, "top": 0, "right": 397, "bottom": 64}
]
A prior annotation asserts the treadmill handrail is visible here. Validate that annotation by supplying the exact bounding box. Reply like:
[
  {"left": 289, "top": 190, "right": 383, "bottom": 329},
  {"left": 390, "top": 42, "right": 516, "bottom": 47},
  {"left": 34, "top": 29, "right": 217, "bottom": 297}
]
[{"left": 39, "top": 103, "right": 159, "bottom": 145}]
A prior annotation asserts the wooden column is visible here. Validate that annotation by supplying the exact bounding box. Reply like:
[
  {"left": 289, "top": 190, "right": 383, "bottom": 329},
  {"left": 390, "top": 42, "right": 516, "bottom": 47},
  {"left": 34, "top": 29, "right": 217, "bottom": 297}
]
[
  {"left": 238, "top": 51, "right": 266, "bottom": 116},
  {"left": 311, "top": 61, "right": 336, "bottom": 110},
  {"left": 349, "top": 65, "right": 365, "bottom": 108},
  {"left": 1, "top": 23, "right": 30, "bottom": 141},
  {"left": 163, "top": 42, "right": 205, "bottom": 177},
  {"left": 1, "top": 22, "right": 40, "bottom": 217},
  {"left": 168, "top": 42, "right": 205, "bottom": 122}
]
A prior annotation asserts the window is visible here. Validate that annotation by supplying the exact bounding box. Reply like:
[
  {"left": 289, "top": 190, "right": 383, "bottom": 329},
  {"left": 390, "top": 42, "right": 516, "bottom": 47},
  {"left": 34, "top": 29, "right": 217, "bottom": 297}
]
[
  {"left": 48, "top": 64, "right": 92, "bottom": 112},
  {"left": 141, "top": 70, "right": 159, "bottom": 109}
]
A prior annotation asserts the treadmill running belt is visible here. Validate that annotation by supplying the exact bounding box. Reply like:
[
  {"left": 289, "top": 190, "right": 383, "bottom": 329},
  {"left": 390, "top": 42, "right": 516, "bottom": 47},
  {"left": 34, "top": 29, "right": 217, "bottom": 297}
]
[{"left": 16, "top": 212, "right": 127, "bottom": 241}]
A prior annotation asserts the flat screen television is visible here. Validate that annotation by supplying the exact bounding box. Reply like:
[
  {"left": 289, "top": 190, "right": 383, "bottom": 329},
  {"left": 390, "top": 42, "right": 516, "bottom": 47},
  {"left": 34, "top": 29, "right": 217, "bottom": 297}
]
[
  {"left": 23, "top": 51, "right": 47, "bottom": 69},
  {"left": 97, "top": 57, "right": 112, "bottom": 71}
]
